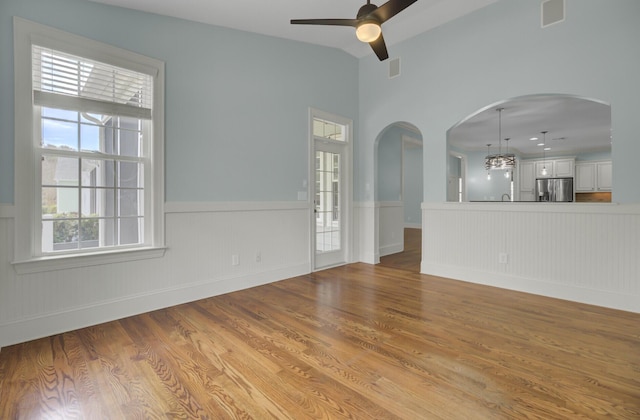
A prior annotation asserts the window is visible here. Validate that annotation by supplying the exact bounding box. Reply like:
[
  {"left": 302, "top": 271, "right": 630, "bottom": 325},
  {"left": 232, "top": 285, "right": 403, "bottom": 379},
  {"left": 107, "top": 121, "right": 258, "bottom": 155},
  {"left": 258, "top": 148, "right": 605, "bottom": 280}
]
[
  {"left": 313, "top": 117, "right": 346, "bottom": 142},
  {"left": 13, "top": 18, "right": 165, "bottom": 270}
]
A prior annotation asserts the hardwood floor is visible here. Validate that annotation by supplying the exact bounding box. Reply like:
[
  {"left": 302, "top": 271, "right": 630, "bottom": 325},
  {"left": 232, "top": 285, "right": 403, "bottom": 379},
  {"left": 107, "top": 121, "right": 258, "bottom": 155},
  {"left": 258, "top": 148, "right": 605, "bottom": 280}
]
[
  {"left": 1, "top": 259, "right": 639, "bottom": 417},
  {"left": 379, "top": 228, "right": 422, "bottom": 273}
]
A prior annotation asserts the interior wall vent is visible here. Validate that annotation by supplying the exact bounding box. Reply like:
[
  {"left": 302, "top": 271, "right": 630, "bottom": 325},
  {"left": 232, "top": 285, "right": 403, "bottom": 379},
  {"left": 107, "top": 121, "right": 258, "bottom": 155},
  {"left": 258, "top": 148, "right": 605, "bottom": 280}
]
[
  {"left": 541, "top": 0, "right": 565, "bottom": 28},
  {"left": 389, "top": 57, "right": 401, "bottom": 79}
]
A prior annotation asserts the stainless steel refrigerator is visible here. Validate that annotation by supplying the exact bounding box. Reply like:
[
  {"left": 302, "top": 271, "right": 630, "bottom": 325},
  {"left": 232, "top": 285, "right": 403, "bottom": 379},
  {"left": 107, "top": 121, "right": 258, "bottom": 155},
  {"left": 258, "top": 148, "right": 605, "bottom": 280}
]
[{"left": 535, "top": 178, "right": 574, "bottom": 202}]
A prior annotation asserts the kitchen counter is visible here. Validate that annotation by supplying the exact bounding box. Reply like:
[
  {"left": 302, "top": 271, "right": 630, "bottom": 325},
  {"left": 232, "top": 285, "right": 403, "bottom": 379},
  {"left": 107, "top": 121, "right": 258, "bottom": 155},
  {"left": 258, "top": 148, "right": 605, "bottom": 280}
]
[{"left": 469, "top": 200, "right": 553, "bottom": 203}]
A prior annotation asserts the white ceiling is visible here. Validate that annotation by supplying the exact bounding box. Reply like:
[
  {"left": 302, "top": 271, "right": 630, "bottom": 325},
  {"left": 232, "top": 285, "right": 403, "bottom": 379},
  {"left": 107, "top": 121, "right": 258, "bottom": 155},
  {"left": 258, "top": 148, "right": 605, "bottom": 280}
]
[
  {"left": 448, "top": 95, "right": 612, "bottom": 158},
  {"left": 86, "top": 0, "right": 498, "bottom": 58}
]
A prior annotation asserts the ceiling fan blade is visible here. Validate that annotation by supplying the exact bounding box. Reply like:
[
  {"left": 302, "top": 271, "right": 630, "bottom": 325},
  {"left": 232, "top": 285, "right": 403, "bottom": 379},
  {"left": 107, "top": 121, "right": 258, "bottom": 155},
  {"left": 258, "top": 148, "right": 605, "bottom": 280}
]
[
  {"left": 373, "top": 0, "right": 418, "bottom": 23},
  {"left": 370, "top": 33, "right": 389, "bottom": 61},
  {"left": 290, "top": 18, "right": 359, "bottom": 27}
]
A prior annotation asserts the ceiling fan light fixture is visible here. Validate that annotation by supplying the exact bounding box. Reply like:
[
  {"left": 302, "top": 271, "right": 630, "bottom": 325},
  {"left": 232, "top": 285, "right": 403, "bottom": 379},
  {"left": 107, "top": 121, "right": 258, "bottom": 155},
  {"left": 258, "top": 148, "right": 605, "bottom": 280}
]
[{"left": 356, "top": 21, "right": 381, "bottom": 42}]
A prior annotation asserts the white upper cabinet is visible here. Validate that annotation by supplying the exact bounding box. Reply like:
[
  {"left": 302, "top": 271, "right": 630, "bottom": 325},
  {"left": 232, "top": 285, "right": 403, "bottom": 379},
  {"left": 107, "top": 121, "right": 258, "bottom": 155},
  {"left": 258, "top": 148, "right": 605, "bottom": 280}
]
[
  {"left": 554, "top": 159, "right": 575, "bottom": 177},
  {"left": 596, "top": 161, "right": 612, "bottom": 191},
  {"left": 575, "top": 163, "right": 595, "bottom": 191},
  {"left": 576, "top": 160, "right": 612, "bottom": 192},
  {"left": 533, "top": 158, "right": 574, "bottom": 178},
  {"left": 535, "top": 160, "right": 554, "bottom": 178}
]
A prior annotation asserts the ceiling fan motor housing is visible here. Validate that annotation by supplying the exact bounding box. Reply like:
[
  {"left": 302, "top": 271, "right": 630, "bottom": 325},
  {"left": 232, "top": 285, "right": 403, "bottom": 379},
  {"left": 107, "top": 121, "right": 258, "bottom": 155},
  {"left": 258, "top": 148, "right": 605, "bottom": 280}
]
[{"left": 357, "top": 3, "right": 379, "bottom": 20}]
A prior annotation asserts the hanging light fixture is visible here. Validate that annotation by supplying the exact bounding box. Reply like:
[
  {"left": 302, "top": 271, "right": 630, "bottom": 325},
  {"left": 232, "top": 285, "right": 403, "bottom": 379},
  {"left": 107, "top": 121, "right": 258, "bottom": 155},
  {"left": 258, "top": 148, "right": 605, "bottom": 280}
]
[
  {"left": 504, "top": 138, "right": 512, "bottom": 178},
  {"left": 486, "top": 144, "right": 492, "bottom": 180},
  {"left": 541, "top": 131, "right": 548, "bottom": 176},
  {"left": 484, "top": 108, "right": 517, "bottom": 172}
]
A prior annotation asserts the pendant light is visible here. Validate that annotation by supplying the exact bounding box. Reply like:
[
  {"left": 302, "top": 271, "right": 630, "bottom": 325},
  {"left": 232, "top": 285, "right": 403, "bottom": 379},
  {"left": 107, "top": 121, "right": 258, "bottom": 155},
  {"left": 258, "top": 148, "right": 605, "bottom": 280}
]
[
  {"left": 504, "top": 138, "right": 512, "bottom": 178},
  {"left": 485, "top": 108, "right": 516, "bottom": 172},
  {"left": 486, "top": 144, "right": 492, "bottom": 180}
]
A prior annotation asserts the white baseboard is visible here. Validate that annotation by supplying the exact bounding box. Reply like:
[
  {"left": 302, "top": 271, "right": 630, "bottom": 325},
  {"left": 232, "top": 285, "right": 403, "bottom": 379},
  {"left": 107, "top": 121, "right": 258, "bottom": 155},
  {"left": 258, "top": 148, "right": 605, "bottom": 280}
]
[
  {"left": 0, "top": 263, "right": 309, "bottom": 348},
  {"left": 421, "top": 262, "right": 640, "bottom": 314},
  {"left": 379, "top": 242, "right": 403, "bottom": 257},
  {"left": 404, "top": 223, "right": 421, "bottom": 229}
]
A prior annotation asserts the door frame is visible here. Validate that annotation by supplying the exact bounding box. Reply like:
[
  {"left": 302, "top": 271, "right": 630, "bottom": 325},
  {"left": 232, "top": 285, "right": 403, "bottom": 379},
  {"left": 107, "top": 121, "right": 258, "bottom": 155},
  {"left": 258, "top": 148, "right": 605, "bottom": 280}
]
[
  {"left": 308, "top": 108, "right": 353, "bottom": 271},
  {"left": 448, "top": 151, "right": 467, "bottom": 202}
]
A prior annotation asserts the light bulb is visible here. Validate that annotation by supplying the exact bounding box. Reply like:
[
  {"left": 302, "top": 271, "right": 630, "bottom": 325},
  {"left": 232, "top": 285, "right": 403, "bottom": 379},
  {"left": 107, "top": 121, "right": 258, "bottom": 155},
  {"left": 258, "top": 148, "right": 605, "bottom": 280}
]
[
  {"left": 356, "top": 22, "right": 381, "bottom": 42},
  {"left": 487, "top": 172, "right": 491, "bottom": 180},
  {"left": 542, "top": 166, "right": 548, "bottom": 176},
  {"left": 504, "top": 170, "right": 510, "bottom": 178}
]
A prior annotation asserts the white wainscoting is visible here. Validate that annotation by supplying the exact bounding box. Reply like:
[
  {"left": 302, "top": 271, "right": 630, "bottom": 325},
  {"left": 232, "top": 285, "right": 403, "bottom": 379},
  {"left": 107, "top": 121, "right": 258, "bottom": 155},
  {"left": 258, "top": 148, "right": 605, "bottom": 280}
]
[
  {"left": 0, "top": 204, "right": 14, "bottom": 219},
  {"left": 355, "top": 201, "right": 378, "bottom": 264},
  {"left": 0, "top": 202, "right": 311, "bottom": 347},
  {"left": 422, "top": 202, "right": 640, "bottom": 313},
  {"left": 379, "top": 201, "right": 404, "bottom": 257}
]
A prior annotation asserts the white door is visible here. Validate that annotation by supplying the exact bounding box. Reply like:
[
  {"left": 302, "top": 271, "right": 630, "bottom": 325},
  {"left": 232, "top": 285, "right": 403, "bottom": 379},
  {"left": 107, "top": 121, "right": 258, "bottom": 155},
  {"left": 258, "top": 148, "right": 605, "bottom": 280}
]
[{"left": 311, "top": 110, "right": 351, "bottom": 270}]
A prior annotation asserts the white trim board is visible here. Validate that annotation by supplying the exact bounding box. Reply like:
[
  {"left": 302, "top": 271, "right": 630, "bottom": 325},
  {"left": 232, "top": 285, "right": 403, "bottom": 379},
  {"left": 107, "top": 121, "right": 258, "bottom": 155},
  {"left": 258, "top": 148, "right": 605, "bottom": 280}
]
[
  {"left": 165, "top": 201, "right": 310, "bottom": 213},
  {"left": 0, "top": 263, "right": 308, "bottom": 348},
  {"left": 422, "top": 262, "right": 638, "bottom": 314}
]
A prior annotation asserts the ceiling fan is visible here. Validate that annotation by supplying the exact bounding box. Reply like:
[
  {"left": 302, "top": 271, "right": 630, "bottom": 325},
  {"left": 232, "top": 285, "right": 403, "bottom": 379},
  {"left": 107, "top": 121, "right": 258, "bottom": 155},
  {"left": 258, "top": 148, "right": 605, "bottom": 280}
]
[{"left": 291, "top": 0, "right": 418, "bottom": 61}]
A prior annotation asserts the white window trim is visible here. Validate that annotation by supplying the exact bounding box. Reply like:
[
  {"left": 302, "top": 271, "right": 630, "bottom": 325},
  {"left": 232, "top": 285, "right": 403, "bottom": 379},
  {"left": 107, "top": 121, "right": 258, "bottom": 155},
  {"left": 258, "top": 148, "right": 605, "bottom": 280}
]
[{"left": 12, "top": 17, "right": 165, "bottom": 273}]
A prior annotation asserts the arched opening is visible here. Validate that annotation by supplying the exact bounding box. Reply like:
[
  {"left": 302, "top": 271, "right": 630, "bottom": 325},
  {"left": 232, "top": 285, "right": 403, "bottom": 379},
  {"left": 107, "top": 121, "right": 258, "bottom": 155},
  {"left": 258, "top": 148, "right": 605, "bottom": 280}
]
[
  {"left": 447, "top": 94, "right": 612, "bottom": 203},
  {"left": 375, "top": 121, "right": 423, "bottom": 271}
]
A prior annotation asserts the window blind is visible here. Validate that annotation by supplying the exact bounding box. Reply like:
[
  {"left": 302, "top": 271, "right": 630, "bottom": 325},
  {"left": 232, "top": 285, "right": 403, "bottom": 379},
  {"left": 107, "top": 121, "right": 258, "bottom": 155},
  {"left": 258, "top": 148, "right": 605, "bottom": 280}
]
[{"left": 32, "top": 45, "right": 152, "bottom": 119}]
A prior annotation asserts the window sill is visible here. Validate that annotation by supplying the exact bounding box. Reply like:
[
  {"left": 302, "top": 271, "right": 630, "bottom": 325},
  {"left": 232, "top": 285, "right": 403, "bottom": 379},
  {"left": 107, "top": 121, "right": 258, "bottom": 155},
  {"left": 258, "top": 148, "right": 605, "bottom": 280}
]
[{"left": 12, "top": 246, "right": 167, "bottom": 275}]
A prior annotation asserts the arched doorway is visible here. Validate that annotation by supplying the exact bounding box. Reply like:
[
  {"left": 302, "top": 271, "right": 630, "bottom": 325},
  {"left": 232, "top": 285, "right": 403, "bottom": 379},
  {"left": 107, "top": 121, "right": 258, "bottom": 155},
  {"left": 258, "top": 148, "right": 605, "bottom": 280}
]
[{"left": 375, "top": 122, "right": 423, "bottom": 271}]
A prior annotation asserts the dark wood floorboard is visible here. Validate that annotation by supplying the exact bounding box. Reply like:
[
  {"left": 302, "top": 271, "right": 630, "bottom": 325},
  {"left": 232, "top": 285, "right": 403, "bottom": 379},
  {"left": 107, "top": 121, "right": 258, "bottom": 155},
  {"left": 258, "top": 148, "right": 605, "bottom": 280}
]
[{"left": 1, "top": 242, "right": 639, "bottom": 418}]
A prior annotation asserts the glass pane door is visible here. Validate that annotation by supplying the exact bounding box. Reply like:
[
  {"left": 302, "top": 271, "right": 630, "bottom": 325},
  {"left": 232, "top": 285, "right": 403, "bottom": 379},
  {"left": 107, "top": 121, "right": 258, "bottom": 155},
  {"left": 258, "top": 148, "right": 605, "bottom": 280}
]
[{"left": 314, "top": 150, "right": 344, "bottom": 268}]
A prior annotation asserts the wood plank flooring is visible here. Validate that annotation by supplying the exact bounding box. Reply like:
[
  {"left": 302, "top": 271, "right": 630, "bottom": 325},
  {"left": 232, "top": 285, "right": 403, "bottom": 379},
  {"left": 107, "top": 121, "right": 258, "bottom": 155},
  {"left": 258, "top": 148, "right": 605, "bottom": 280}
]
[
  {"left": 1, "top": 238, "right": 639, "bottom": 418},
  {"left": 379, "top": 228, "right": 422, "bottom": 273}
]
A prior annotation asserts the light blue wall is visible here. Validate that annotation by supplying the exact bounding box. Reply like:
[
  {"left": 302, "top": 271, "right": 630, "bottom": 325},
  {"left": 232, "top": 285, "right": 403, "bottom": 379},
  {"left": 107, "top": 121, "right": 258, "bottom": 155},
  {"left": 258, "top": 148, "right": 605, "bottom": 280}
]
[
  {"left": 403, "top": 146, "right": 422, "bottom": 224},
  {"left": 376, "top": 125, "right": 424, "bottom": 224},
  {"left": 358, "top": 0, "right": 640, "bottom": 203},
  {"left": 4, "top": 0, "right": 637, "bottom": 205},
  {"left": 377, "top": 128, "right": 403, "bottom": 201},
  {"left": 465, "top": 150, "right": 513, "bottom": 201},
  {"left": 0, "top": 0, "right": 358, "bottom": 203},
  {"left": 576, "top": 150, "right": 612, "bottom": 162}
]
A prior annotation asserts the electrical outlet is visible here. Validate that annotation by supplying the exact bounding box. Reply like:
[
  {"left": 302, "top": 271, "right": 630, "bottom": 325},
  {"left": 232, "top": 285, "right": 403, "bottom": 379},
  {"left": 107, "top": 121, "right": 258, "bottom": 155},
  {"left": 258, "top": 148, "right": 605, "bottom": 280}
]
[
  {"left": 232, "top": 254, "right": 239, "bottom": 266},
  {"left": 499, "top": 253, "right": 508, "bottom": 264}
]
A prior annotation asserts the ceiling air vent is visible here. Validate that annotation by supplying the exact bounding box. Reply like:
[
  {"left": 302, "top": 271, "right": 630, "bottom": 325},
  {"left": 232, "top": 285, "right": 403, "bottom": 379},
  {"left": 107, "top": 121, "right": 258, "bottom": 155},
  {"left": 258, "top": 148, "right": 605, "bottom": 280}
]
[
  {"left": 389, "top": 57, "right": 400, "bottom": 79},
  {"left": 541, "top": 0, "right": 565, "bottom": 28}
]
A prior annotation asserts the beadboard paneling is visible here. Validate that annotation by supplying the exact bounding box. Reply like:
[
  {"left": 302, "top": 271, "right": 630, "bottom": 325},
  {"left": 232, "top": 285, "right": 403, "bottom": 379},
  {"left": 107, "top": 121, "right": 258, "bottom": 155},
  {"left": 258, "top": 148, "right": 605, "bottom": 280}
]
[
  {"left": 0, "top": 202, "right": 311, "bottom": 347},
  {"left": 379, "top": 201, "right": 404, "bottom": 257},
  {"left": 355, "top": 202, "right": 378, "bottom": 264},
  {"left": 422, "top": 203, "right": 640, "bottom": 312}
]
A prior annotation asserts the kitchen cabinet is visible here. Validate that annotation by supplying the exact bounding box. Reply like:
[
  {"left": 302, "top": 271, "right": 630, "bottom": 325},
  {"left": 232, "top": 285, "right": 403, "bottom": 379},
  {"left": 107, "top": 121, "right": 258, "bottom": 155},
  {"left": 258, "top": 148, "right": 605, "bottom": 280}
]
[
  {"left": 518, "top": 161, "right": 536, "bottom": 201},
  {"left": 554, "top": 159, "right": 575, "bottom": 177},
  {"left": 575, "top": 160, "right": 612, "bottom": 191},
  {"left": 519, "top": 161, "right": 535, "bottom": 192},
  {"left": 596, "top": 161, "right": 612, "bottom": 191},
  {"left": 535, "top": 158, "right": 574, "bottom": 178},
  {"left": 575, "top": 163, "right": 595, "bottom": 191},
  {"left": 534, "top": 160, "right": 553, "bottom": 178}
]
